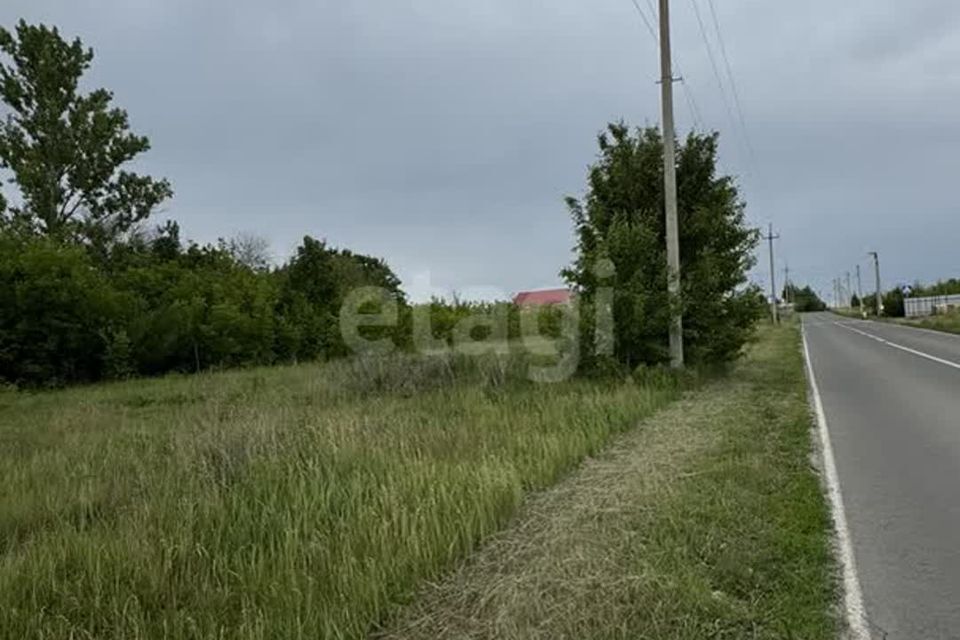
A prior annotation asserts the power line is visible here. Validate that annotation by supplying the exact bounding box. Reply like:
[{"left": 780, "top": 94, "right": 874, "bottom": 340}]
[
  {"left": 629, "top": 0, "right": 659, "bottom": 43},
  {"left": 626, "top": 0, "right": 704, "bottom": 131},
  {"left": 679, "top": 79, "right": 704, "bottom": 131},
  {"left": 644, "top": 0, "right": 659, "bottom": 29},
  {"left": 705, "top": 0, "right": 755, "bottom": 160},
  {"left": 687, "top": 0, "right": 745, "bottom": 156}
]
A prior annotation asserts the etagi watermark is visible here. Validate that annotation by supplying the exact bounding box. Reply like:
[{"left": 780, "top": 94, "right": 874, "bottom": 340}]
[{"left": 337, "top": 261, "right": 615, "bottom": 383}]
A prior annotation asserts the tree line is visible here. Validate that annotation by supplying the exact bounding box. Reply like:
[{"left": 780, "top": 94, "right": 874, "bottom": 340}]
[
  {"left": 0, "top": 22, "right": 413, "bottom": 386},
  {"left": 1, "top": 21, "right": 765, "bottom": 387},
  {"left": 0, "top": 224, "right": 412, "bottom": 385},
  {"left": 783, "top": 284, "right": 828, "bottom": 313},
  {"left": 858, "top": 278, "right": 960, "bottom": 318}
]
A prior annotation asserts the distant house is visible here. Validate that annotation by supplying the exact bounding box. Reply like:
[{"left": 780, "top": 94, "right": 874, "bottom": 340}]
[{"left": 512, "top": 288, "right": 573, "bottom": 307}]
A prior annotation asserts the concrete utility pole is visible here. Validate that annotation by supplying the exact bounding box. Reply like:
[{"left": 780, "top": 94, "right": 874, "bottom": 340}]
[
  {"left": 763, "top": 224, "right": 780, "bottom": 323},
  {"left": 783, "top": 264, "right": 791, "bottom": 304},
  {"left": 658, "top": 0, "right": 683, "bottom": 368},
  {"left": 856, "top": 264, "right": 865, "bottom": 317},
  {"left": 868, "top": 252, "right": 882, "bottom": 316},
  {"left": 846, "top": 272, "right": 852, "bottom": 308}
]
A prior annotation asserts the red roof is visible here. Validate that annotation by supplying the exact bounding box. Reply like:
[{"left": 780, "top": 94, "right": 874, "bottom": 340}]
[{"left": 512, "top": 288, "right": 572, "bottom": 306}]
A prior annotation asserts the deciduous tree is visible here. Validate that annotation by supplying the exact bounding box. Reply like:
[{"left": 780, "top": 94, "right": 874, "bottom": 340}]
[
  {"left": 564, "top": 123, "right": 763, "bottom": 370},
  {"left": 0, "top": 21, "right": 172, "bottom": 241}
]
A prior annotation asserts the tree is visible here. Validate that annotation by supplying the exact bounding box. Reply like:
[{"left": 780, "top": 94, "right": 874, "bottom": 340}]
[
  {"left": 275, "top": 236, "right": 406, "bottom": 360},
  {"left": 0, "top": 234, "right": 122, "bottom": 385},
  {"left": 914, "top": 278, "right": 960, "bottom": 298},
  {"left": 784, "top": 284, "right": 827, "bottom": 313},
  {"left": 882, "top": 287, "right": 905, "bottom": 318},
  {"left": 0, "top": 21, "right": 172, "bottom": 242},
  {"left": 223, "top": 233, "right": 271, "bottom": 272},
  {"left": 564, "top": 123, "right": 763, "bottom": 370}
]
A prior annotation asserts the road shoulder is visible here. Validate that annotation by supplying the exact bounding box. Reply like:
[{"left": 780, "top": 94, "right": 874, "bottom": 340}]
[
  {"left": 374, "top": 324, "right": 840, "bottom": 640},
  {"left": 802, "top": 321, "right": 870, "bottom": 639}
]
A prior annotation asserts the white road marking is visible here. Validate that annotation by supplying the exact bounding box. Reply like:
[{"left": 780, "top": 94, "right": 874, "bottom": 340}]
[
  {"left": 835, "top": 322, "right": 960, "bottom": 371},
  {"left": 881, "top": 320, "right": 960, "bottom": 342},
  {"left": 802, "top": 326, "right": 872, "bottom": 640}
]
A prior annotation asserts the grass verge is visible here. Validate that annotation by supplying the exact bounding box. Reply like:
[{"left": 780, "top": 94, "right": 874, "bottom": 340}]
[
  {"left": 889, "top": 310, "right": 960, "bottom": 335},
  {"left": 834, "top": 308, "right": 960, "bottom": 336},
  {"left": 0, "top": 351, "right": 681, "bottom": 639},
  {"left": 376, "top": 322, "right": 839, "bottom": 639}
]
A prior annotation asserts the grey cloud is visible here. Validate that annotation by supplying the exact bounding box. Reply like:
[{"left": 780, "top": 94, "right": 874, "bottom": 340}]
[
  {"left": 848, "top": 0, "right": 960, "bottom": 65},
  {"left": 1, "top": 0, "right": 958, "bottom": 299}
]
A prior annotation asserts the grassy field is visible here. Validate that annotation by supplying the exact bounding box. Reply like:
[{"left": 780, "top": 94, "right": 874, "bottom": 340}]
[
  {"left": 0, "top": 351, "right": 683, "bottom": 639},
  {"left": 378, "top": 322, "right": 839, "bottom": 639}
]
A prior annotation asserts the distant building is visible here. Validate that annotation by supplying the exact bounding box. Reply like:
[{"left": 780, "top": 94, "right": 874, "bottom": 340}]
[{"left": 512, "top": 288, "right": 573, "bottom": 307}]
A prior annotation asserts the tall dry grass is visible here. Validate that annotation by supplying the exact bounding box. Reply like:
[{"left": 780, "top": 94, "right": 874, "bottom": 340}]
[{"left": 0, "top": 351, "right": 680, "bottom": 639}]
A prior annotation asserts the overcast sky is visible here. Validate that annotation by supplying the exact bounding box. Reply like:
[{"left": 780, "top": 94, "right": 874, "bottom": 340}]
[{"left": 2, "top": 0, "right": 958, "bottom": 302}]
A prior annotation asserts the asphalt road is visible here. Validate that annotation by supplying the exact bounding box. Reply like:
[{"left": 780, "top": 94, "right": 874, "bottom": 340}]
[{"left": 803, "top": 312, "right": 960, "bottom": 639}]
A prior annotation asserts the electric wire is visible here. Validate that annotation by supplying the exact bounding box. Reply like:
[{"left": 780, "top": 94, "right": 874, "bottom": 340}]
[
  {"left": 688, "top": 0, "right": 743, "bottom": 154},
  {"left": 627, "top": 0, "right": 704, "bottom": 131},
  {"left": 705, "top": 0, "right": 755, "bottom": 159}
]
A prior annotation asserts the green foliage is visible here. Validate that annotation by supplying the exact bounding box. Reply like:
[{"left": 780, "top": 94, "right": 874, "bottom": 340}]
[
  {"left": 116, "top": 242, "right": 279, "bottom": 374},
  {"left": 859, "top": 287, "right": 903, "bottom": 317},
  {"left": 563, "top": 123, "right": 763, "bottom": 370},
  {"left": 275, "top": 236, "right": 406, "bottom": 360},
  {"left": 852, "top": 286, "right": 902, "bottom": 317},
  {"left": 0, "top": 23, "right": 763, "bottom": 387},
  {"left": 876, "top": 278, "right": 960, "bottom": 320},
  {"left": 0, "top": 21, "right": 172, "bottom": 242},
  {"left": 102, "top": 329, "right": 134, "bottom": 380},
  {"left": 0, "top": 235, "right": 120, "bottom": 385},
  {"left": 784, "top": 284, "right": 827, "bottom": 313},
  {"left": 401, "top": 298, "right": 566, "bottom": 351},
  {"left": 913, "top": 278, "right": 960, "bottom": 298},
  {"left": 882, "top": 287, "right": 905, "bottom": 317},
  {"left": 0, "top": 226, "right": 408, "bottom": 386}
]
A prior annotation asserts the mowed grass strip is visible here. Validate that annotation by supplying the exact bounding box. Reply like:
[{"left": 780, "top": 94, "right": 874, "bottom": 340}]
[
  {"left": 376, "top": 323, "right": 839, "bottom": 640},
  {"left": 835, "top": 308, "right": 960, "bottom": 336},
  {"left": 892, "top": 309, "right": 960, "bottom": 335},
  {"left": 0, "top": 353, "right": 680, "bottom": 639}
]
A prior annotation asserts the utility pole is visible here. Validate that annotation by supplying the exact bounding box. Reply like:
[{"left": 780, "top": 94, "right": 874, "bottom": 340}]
[
  {"left": 783, "top": 264, "right": 791, "bottom": 304},
  {"left": 763, "top": 223, "right": 780, "bottom": 323},
  {"left": 856, "top": 264, "right": 864, "bottom": 317},
  {"left": 658, "top": 0, "right": 683, "bottom": 368},
  {"left": 868, "top": 251, "right": 882, "bottom": 316},
  {"left": 846, "top": 272, "right": 852, "bottom": 308}
]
